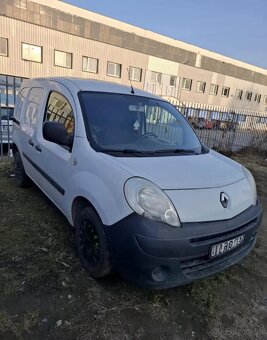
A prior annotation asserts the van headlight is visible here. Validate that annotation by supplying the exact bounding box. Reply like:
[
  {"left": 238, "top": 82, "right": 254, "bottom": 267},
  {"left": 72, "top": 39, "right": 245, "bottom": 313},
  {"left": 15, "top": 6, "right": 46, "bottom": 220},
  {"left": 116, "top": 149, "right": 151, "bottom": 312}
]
[
  {"left": 243, "top": 167, "right": 257, "bottom": 206},
  {"left": 124, "top": 177, "right": 180, "bottom": 227}
]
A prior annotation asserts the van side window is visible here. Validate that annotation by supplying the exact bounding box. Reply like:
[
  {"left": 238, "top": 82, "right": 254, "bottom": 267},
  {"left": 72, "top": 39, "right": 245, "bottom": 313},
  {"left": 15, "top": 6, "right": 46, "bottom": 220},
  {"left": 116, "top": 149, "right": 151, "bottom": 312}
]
[
  {"left": 23, "top": 87, "right": 44, "bottom": 128},
  {"left": 13, "top": 87, "right": 29, "bottom": 121},
  {"left": 44, "top": 92, "right": 75, "bottom": 136}
]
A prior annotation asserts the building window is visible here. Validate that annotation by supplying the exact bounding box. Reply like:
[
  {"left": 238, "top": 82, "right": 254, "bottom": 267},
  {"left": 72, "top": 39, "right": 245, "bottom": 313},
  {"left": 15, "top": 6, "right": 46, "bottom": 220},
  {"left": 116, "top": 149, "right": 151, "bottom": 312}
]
[
  {"left": 0, "top": 84, "right": 7, "bottom": 105},
  {"left": 254, "top": 93, "right": 261, "bottom": 103},
  {"left": 196, "top": 81, "right": 206, "bottom": 93},
  {"left": 150, "top": 71, "right": 162, "bottom": 84},
  {"left": 237, "top": 114, "right": 247, "bottom": 122},
  {"left": 235, "top": 89, "right": 243, "bottom": 100},
  {"left": 221, "top": 86, "right": 230, "bottom": 97},
  {"left": 82, "top": 56, "right": 98, "bottom": 73},
  {"left": 209, "top": 84, "right": 218, "bottom": 95},
  {"left": 181, "top": 78, "right": 192, "bottom": 91},
  {"left": 0, "top": 75, "right": 6, "bottom": 84},
  {"left": 15, "top": 77, "right": 22, "bottom": 87},
  {"left": 107, "top": 61, "right": 121, "bottom": 78},
  {"left": 7, "top": 86, "right": 15, "bottom": 106},
  {"left": 0, "top": 75, "right": 27, "bottom": 109},
  {"left": 54, "top": 50, "right": 72, "bottom": 68},
  {"left": 15, "top": 0, "right": 27, "bottom": 9},
  {"left": 129, "top": 66, "right": 142, "bottom": 82},
  {"left": 22, "top": 43, "right": 42, "bottom": 63},
  {"left": 245, "top": 91, "right": 252, "bottom": 101},
  {"left": 0, "top": 38, "right": 8, "bottom": 57},
  {"left": 169, "top": 75, "right": 177, "bottom": 87},
  {"left": 257, "top": 117, "right": 267, "bottom": 124},
  {"left": 7, "top": 76, "right": 14, "bottom": 85}
]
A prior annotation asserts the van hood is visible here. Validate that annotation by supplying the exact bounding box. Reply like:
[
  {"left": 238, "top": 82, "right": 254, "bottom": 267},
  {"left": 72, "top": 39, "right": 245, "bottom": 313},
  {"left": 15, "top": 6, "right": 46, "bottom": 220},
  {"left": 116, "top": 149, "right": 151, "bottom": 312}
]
[{"left": 101, "top": 150, "right": 245, "bottom": 190}]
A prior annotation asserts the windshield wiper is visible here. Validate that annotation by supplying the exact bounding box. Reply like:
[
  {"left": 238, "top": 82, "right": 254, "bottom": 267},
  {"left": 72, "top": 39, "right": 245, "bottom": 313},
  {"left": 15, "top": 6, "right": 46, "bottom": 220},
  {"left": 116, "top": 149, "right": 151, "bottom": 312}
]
[
  {"left": 123, "top": 149, "right": 154, "bottom": 154},
  {"left": 153, "top": 148, "right": 199, "bottom": 155},
  {"left": 99, "top": 148, "right": 200, "bottom": 156},
  {"left": 99, "top": 148, "right": 155, "bottom": 156}
]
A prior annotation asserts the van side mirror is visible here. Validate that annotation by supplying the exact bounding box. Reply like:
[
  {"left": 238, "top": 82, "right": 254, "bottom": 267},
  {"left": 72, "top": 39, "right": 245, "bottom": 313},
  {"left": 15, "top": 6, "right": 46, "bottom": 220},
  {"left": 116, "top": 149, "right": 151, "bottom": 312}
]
[{"left": 43, "top": 121, "right": 72, "bottom": 147}]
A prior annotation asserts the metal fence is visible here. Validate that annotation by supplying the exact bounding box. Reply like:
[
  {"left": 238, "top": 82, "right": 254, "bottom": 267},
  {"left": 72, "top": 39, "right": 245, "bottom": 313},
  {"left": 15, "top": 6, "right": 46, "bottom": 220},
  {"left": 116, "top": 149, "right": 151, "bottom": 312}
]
[
  {"left": 0, "top": 107, "right": 13, "bottom": 159},
  {"left": 177, "top": 106, "right": 267, "bottom": 153},
  {"left": 1, "top": 105, "right": 267, "bottom": 160}
]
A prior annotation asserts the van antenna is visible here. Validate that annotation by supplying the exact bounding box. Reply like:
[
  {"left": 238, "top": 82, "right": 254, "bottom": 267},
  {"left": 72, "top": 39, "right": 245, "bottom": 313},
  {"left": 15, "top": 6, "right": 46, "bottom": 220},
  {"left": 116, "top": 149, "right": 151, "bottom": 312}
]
[{"left": 127, "top": 68, "right": 135, "bottom": 94}]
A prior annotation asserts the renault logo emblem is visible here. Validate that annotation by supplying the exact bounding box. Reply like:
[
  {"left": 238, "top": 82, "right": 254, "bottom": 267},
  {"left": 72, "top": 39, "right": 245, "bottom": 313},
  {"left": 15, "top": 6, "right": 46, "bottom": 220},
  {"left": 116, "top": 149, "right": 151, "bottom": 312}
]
[{"left": 220, "top": 192, "right": 229, "bottom": 208}]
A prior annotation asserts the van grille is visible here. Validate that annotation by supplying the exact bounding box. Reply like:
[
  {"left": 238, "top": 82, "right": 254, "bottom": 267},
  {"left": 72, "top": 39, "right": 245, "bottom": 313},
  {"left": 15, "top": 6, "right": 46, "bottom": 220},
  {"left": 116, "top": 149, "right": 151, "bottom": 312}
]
[
  {"left": 181, "top": 233, "right": 256, "bottom": 279},
  {"left": 189, "top": 218, "right": 257, "bottom": 246}
]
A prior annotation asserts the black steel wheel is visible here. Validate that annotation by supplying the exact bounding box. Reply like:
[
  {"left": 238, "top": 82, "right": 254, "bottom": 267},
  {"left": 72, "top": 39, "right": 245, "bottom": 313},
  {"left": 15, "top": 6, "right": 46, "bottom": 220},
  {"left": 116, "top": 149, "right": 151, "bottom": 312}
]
[
  {"left": 75, "top": 206, "right": 112, "bottom": 278},
  {"left": 13, "top": 151, "right": 31, "bottom": 187}
]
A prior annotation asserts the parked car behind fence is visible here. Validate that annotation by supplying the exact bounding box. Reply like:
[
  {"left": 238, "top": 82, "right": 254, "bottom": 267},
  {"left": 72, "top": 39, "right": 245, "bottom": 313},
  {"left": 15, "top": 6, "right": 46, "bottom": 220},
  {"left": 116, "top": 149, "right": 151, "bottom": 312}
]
[{"left": 177, "top": 106, "right": 267, "bottom": 152}]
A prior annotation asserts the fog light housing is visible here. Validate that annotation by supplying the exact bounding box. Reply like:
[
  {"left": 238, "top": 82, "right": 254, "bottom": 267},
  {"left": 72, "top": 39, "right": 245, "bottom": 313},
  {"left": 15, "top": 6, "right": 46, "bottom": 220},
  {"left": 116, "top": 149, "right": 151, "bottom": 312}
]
[{"left": 151, "top": 266, "right": 169, "bottom": 282}]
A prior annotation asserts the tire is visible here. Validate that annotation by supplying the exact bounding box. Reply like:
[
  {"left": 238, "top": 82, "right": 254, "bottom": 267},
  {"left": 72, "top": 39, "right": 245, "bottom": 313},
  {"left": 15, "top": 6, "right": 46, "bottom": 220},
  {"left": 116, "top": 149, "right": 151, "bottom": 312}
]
[
  {"left": 75, "top": 206, "right": 112, "bottom": 278},
  {"left": 13, "top": 151, "right": 31, "bottom": 187}
]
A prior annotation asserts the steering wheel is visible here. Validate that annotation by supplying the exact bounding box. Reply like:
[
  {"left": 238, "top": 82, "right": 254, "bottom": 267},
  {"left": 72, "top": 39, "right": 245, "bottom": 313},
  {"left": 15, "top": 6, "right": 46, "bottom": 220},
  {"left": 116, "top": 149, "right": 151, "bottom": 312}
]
[{"left": 136, "top": 132, "right": 158, "bottom": 140}]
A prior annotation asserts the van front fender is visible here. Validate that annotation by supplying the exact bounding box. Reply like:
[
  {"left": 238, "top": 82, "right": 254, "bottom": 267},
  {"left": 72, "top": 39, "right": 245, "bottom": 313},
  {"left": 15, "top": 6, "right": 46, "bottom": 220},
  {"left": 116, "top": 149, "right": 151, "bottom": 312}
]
[{"left": 68, "top": 171, "right": 133, "bottom": 226}]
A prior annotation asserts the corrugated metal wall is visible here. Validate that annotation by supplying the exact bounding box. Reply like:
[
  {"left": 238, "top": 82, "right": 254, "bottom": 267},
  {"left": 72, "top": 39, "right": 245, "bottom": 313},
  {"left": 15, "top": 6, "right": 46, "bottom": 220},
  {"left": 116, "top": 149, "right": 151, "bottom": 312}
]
[{"left": 0, "top": 16, "right": 149, "bottom": 88}]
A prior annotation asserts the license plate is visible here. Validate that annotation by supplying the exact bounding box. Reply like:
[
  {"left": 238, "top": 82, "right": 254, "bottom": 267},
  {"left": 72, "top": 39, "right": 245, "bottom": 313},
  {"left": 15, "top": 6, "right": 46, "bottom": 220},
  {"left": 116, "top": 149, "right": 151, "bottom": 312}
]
[{"left": 210, "top": 235, "right": 244, "bottom": 258}]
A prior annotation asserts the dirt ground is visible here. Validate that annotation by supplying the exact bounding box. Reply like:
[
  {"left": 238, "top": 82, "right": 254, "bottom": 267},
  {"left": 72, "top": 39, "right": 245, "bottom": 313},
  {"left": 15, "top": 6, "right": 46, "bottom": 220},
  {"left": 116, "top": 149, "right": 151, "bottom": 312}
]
[{"left": 0, "top": 153, "right": 266, "bottom": 340}]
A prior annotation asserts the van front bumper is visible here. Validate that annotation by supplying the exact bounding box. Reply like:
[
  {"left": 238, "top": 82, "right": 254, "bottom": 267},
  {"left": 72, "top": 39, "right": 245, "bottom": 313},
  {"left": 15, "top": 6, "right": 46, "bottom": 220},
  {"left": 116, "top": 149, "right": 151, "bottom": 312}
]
[{"left": 105, "top": 200, "right": 262, "bottom": 289}]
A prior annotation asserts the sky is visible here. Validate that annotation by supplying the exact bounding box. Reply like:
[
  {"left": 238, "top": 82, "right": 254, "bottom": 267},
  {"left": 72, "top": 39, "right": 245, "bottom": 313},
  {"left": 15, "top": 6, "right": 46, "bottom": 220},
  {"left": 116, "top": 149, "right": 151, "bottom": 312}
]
[{"left": 62, "top": 0, "right": 267, "bottom": 69}]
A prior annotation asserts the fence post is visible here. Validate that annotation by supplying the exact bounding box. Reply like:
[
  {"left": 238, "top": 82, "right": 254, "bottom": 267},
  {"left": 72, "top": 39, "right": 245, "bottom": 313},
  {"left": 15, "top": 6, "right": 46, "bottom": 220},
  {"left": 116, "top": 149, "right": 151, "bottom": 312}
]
[{"left": 0, "top": 93, "right": 3, "bottom": 159}]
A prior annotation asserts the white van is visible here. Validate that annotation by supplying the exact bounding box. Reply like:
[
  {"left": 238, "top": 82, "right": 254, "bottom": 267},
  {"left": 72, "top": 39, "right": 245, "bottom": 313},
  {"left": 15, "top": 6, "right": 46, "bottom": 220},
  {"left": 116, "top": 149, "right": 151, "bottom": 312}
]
[{"left": 12, "top": 77, "right": 262, "bottom": 288}]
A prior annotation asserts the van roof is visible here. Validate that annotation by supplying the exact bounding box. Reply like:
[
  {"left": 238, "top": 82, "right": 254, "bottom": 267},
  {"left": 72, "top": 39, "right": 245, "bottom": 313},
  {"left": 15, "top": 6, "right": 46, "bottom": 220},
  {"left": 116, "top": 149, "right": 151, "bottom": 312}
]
[{"left": 24, "top": 77, "right": 162, "bottom": 100}]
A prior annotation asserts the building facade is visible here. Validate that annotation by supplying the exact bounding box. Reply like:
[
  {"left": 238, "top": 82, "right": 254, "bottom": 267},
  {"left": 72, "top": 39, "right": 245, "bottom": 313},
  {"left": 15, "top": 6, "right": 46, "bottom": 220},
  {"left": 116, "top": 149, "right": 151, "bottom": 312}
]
[{"left": 0, "top": 0, "right": 267, "bottom": 119}]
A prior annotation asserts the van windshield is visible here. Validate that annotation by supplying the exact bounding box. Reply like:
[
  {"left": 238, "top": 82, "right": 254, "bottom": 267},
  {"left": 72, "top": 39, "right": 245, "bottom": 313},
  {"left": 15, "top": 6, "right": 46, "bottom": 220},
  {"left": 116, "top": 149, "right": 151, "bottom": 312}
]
[{"left": 78, "top": 92, "right": 205, "bottom": 157}]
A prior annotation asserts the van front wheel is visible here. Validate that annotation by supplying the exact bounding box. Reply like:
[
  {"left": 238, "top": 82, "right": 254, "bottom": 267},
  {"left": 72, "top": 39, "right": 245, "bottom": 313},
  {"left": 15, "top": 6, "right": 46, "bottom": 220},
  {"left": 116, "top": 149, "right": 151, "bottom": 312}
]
[{"left": 75, "top": 206, "right": 112, "bottom": 278}]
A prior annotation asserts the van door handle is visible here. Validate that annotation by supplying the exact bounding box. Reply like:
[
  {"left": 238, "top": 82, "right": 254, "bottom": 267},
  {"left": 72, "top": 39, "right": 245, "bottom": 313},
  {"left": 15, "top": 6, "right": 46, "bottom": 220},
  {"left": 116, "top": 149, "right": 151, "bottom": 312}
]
[
  {"left": 28, "top": 139, "right": 34, "bottom": 146},
  {"left": 35, "top": 145, "right": 42, "bottom": 152}
]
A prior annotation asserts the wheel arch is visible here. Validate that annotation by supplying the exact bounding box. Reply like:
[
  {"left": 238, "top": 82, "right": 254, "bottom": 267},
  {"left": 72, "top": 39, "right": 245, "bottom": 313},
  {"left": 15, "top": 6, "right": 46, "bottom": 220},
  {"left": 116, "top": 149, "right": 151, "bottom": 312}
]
[{"left": 71, "top": 196, "right": 102, "bottom": 227}]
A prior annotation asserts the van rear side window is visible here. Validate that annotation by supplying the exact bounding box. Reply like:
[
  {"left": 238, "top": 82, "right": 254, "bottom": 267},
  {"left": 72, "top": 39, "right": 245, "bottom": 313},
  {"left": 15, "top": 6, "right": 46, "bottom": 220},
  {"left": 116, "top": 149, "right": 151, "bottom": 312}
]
[
  {"left": 13, "top": 87, "right": 29, "bottom": 121},
  {"left": 23, "top": 87, "right": 44, "bottom": 128}
]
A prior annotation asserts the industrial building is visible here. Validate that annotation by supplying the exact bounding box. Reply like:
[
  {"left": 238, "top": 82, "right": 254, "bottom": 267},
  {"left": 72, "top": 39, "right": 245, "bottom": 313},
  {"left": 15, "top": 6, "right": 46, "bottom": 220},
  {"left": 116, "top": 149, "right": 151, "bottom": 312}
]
[{"left": 0, "top": 0, "right": 267, "bottom": 121}]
